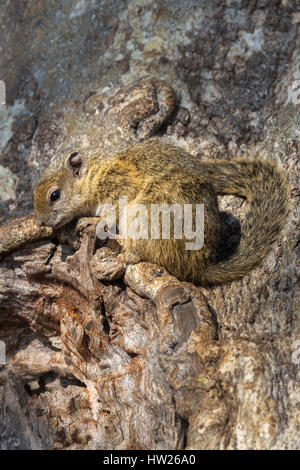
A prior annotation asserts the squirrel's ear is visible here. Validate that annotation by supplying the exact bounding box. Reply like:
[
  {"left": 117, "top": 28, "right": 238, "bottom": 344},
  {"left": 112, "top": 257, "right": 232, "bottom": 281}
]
[{"left": 66, "top": 152, "right": 87, "bottom": 178}]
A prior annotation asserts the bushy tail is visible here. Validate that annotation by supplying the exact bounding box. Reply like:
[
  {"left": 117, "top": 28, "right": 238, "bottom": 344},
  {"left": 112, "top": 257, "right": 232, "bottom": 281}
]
[{"left": 199, "top": 158, "right": 290, "bottom": 284}]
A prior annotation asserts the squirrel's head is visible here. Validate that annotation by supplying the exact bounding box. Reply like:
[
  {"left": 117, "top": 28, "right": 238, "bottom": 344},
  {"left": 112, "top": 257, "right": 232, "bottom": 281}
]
[{"left": 34, "top": 151, "right": 89, "bottom": 229}]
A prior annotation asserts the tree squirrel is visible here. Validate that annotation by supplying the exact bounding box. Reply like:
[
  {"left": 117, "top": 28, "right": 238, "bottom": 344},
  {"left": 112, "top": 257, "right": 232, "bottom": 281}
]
[{"left": 34, "top": 138, "right": 289, "bottom": 285}]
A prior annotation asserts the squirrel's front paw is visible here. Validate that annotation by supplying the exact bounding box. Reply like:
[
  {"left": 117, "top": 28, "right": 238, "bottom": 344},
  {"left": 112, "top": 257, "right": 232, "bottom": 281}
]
[
  {"left": 57, "top": 225, "right": 80, "bottom": 251},
  {"left": 75, "top": 217, "right": 100, "bottom": 233}
]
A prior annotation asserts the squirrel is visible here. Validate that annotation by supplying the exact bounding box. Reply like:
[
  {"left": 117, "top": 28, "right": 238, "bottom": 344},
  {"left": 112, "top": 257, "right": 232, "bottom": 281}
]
[{"left": 33, "top": 138, "right": 289, "bottom": 285}]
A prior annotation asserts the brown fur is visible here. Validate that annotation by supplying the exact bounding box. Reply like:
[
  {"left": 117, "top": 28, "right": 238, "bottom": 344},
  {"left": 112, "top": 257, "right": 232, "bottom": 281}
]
[{"left": 34, "top": 138, "right": 290, "bottom": 285}]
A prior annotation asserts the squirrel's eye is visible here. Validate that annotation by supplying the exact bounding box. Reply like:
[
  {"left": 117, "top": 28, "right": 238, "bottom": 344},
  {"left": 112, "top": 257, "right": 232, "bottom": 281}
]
[{"left": 50, "top": 190, "right": 60, "bottom": 202}]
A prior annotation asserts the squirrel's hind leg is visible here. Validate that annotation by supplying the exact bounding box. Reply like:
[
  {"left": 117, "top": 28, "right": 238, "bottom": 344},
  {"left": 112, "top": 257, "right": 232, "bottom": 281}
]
[{"left": 115, "top": 235, "right": 142, "bottom": 265}]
